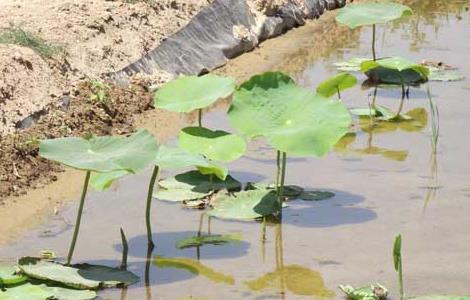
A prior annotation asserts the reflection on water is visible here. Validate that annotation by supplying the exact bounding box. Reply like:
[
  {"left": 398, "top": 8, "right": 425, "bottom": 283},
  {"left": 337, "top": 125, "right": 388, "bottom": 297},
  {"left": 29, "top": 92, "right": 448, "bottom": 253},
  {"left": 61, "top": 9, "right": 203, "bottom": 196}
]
[{"left": 247, "top": 223, "right": 335, "bottom": 299}]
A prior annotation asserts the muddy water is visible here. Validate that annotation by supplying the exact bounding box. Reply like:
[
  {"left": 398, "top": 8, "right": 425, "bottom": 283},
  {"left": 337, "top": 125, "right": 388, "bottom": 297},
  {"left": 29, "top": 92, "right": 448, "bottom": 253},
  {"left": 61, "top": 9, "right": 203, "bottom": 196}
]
[{"left": 1, "top": 1, "right": 470, "bottom": 299}]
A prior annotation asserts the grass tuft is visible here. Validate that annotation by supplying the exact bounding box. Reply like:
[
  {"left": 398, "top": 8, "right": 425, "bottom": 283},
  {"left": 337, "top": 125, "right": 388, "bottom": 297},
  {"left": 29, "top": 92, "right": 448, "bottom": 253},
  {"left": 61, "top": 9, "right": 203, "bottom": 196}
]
[{"left": 0, "top": 25, "right": 62, "bottom": 59}]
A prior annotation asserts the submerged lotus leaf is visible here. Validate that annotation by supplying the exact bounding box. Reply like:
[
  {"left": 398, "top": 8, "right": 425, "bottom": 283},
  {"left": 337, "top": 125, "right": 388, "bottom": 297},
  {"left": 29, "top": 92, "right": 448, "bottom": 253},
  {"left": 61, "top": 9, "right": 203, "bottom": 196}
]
[
  {"left": 229, "top": 72, "right": 351, "bottom": 156},
  {"left": 0, "top": 265, "right": 27, "bottom": 286},
  {"left": 0, "top": 283, "right": 97, "bottom": 300},
  {"left": 154, "top": 257, "right": 234, "bottom": 285},
  {"left": 336, "top": 2, "right": 412, "bottom": 29},
  {"left": 316, "top": 72, "right": 357, "bottom": 98},
  {"left": 18, "top": 258, "right": 138, "bottom": 290},
  {"left": 299, "top": 191, "right": 335, "bottom": 201},
  {"left": 179, "top": 127, "right": 246, "bottom": 162},
  {"left": 176, "top": 234, "right": 242, "bottom": 249},
  {"left": 361, "top": 57, "right": 429, "bottom": 84},
  {"left": 39, "top": 129, "right": 158, "bottom": 173},
  {"left": 207, "top": 189, "right": 280, "bottom": 220},
  {"left": 246, "top": 265, "right": 335, "bottom": 298},
  {"left": 409, "top": 296, "right": 470, "bottom": 300},
  {"left": 154, "top": 171, "right": 241, "bottom": 202},
  {"left": 339, "top": 283, "right": 388, "bottom": 300},
  {"left": 153, "top": 74, "right": 236, "bottom": 112},
  {"left": 333, "top": 57, "right": 369, "bottom": 72}
]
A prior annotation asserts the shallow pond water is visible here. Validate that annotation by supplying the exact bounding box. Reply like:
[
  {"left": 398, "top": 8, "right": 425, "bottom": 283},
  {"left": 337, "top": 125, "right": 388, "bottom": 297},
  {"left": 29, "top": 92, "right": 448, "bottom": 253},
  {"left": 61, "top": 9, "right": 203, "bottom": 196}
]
[{"left": 1, "top": 1, "right": 470, "bottom": 299}]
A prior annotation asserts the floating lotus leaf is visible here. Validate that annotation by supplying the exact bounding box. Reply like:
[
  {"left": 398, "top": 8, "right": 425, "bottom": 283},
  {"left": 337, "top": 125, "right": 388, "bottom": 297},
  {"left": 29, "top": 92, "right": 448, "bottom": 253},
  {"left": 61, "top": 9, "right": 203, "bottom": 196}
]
[
  {"left": 229, "top": 72, "right": 351, "bottom": 156},
  {"left": 207, "top": 189, "right": 280, "bottom": 220},
  {"left": 358, "top": 108, "right": 427, "bottom": 134},
  {"left": 0, "top": 265, "right": 27, "bottom": 286},
  {"left": 178, "top": 127, "right": 246, "bottom": 162},
  {"left": 39, "top": 129, "right": 158, "bottom": 173},
  {"left": 18, "top": 258, "right": 138, "bottom": 290},
  {"left": 245, "top": 182, "right": 304, "bottom": 200},
  {"left": 428, "top": 68, "right": 465, "bottom": 82},
  {"left": 334, "top": 57, "right": 369, "bottom": 72},
  {"left": 316, "top": 72, "right": 357, "bottom": 98},
  {"left": 176, "top": 234, "right": 242, "bottom": 249},
  {"left": 409, "top": 296, "right": 470, "bottom": 300},
  {"left": 339, "top": 283, "right": 388, "bottom": 300},
  {"left": 336, "top": 2, "right": 412, "bottom": 29},
  {"left": 75, "top": 264, "right": 139, "bottom": 288},
  {"left": 154, "top": 257, "right": 234, "bottom": 285},
  {"left": 299, "top": 191, "right": 335, "bottom": 201},
  {"left": 153, "top": 74, "right": 236, "bottom": 112},
  {"left": 0, "top": 283, "right": 97, "bottom": 300},
  {"left": 361, "top": 57, "right": 429, "bottom": 85},
  {"left": 246, "top": 265, "right": 335, "bottom": 298},
  {"left": 154, "top": 171, "right": 241, "bottom": 202}
]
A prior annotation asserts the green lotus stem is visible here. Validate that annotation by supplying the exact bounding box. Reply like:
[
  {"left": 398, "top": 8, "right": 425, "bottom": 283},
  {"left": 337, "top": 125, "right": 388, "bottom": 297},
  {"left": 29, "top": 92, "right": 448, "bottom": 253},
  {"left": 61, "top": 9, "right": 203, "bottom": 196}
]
[
  {"left": 398, "top": 256, "right": 404, "bottom": 300},
  {"left": 146, "top": 165, "right": 160, "bottom": 249},
  {"left": 66, "top": 170, "right": 91, "bottom": 265},
  {"left": 278, "top": 152, "right": 287, "bottom": 207},
  {"left": 275, "top": 150, "right": 281, "bottom": 194},
  {"left": 395, "top": 83, "right": 406, "bottom": 117},
  {"left": 336, "top": 87, "right": 341, "bottom": 100},
  {"left": 198, "top": 109, "right": 203, "bottom": 127},
  {"left": 198, "top": 213, "right": 204, "bottom": 237},
  {"left": 372, "top": 24, "right": 377, "bottom": 61},
  {"left": 120, "top": 227, "right": 128, "bottom": 271},
  {"left": 372, "top": 86, "right": 378, "bottom": 108}
]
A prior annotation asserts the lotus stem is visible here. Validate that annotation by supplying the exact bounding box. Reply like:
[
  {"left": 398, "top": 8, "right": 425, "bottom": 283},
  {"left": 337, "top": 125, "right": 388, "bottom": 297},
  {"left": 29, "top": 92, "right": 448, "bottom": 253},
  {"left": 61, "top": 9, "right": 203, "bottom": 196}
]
[
  {"left": 120, "top": 227, "right": 128, "bottom": 270},
  {"left": 66, "top": 170, "right": 91, "bottom": 265},
  {"left": 336, "top": 87, "right": 341, "bottom": 100},
  {"left": 198, "top": 109, "right": 203, "bottom": 127},
  {"left": 398, "top": 256, "right": 404, "bottom": 300},
  {"left": 146, "top": 165, "right": 160, "bottom": 249},
  {"left": 372, "top": 24, "right": 377, "bottom": 61},
  {"left": 275, "top": 150, "right": 281, "bottom": 194},
  {"left": 278, "top": 152, "right": 287, "bottom": 207},
  {"left": 261, "top": 217, "right": 267, "bottom": 242},
  {"left": 395, "top": 83, "right": 406, "bottom": 117},
  {"left": 145, "top": 245, "right": 153, "bottom": 300},
  {"left": 207, "top": 215, "right": 212, "bottom": 235}
]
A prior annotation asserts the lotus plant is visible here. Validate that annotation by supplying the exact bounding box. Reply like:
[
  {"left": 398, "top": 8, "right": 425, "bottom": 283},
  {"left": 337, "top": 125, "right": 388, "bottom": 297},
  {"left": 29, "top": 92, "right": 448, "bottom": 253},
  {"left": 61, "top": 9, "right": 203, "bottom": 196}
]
[
  {"left": 39, "top": 129, "right": 158, "bottom": 265},
  {"left": 316, "top": 72, "right": 357, "bottom": 100}
]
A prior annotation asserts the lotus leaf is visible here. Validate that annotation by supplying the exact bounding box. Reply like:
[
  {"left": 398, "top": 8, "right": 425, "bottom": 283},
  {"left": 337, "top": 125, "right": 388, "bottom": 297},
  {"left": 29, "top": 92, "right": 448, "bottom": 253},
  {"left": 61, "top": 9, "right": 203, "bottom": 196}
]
[
  {"left": 154, "top": 257, "right": 234, "bottom": 285},
  {"left": 18, "top": 258, "right": 138, "bottom": 290},
  {"left": 176, "top": 234, "right": 242, "bottom": 249},
  {"left": 361, "top": 57, "right": 429, "bottom": 84},
  {"left": 246, "top": 265, "right": 335, "bottom": 297},
  {"left": 316, "top": 72, "right": 357, "bottom": 98},
  {"left": 245, "top": 182, "right": 304, "bottom": 199},
  {"left": 153, "top": 74, "right": 235, "bottom": 112},
  {"left": 334, "top": 57, "right": 369, "bottom": 72},
  {"left": 39, "top": 129, "right": 158, "bottom": 173},
  {"left": 0, "top": 265, "right": 27, "bottom": 286},
  {"left": 229, "top": 72, "right": 351, "bottom": 156},
  {"left": 336, "top": 2, "right": 412, "bottom": 29},
  {"left": 339, "top": 284, "right": 388, "bottom": 300},
  {"left": 90, "top": 170, "right": 128, "bottom": 191},
  {"left": 207, "top": 189, "right": 280, "bottom": 220},
  {"left": 428, "top": 68, "right": 465, "bottom": 82},
  {"left": 154, "top": 171, "right": 241, "bottom": 202},
  {"left": 0, "top": 283, "right": 97, "bottom": 300},
  {"left": 178, "top": 127, "right": 246, "bottom": 162}
]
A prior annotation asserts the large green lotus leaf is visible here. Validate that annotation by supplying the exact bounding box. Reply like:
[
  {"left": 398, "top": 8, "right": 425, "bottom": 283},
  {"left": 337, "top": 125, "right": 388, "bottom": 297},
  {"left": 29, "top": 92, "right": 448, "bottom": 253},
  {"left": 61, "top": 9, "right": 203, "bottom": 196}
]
[
  {"left": 339, "top": 284, "right": 388, "bottom": 300},
  {"left": 0, "top": 283, "right": 97, "bottom": 300},
  {"left": 361, "top": 57, "right": 429, "bottom": 84},
  {"left": 39, "top": 129, "right": 158, "bottom": 173},
  {"left": 207, "top": 189, "right": 280, "bottom": 220},
  {"left": 154, "top": 74, "right": 236, "bottom": 112},
  {"left": 336, "top": 2, "right": 412, "bottom": 29},
  {"left": 0, "top": 265, "right": 27, "bottom": 286},
  {"left": 154, "top": 170, "right": 240, "bottom": 202},
  {"left": 316, "top": 72, "right": 357, "bottom": 98},
  {"left": 179, "top": 127, "right": 246, "bottom": 162},
  {"left": 246, "top": 265, "right": 335, "bottom": 298},
  {"left": 229, "top": 72, "right": 351, "bottom": 156},
  {"left": 176, "top": 234, "right": 242, "bottom": 249},
  {"left": 90, "top": 170, "right": 128, "bottom": 191},
  {"left": 409, "top": 296, "right": 470, "bottom": 300},
  {"left": 154, "top": 257, "right": 234, "bottom": 285},
  {"left": 18, "top": 258, "right": 138, "bottom": 290},
  {"left": 75, "top": 264, "right": 139, "bottom": 288}
]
